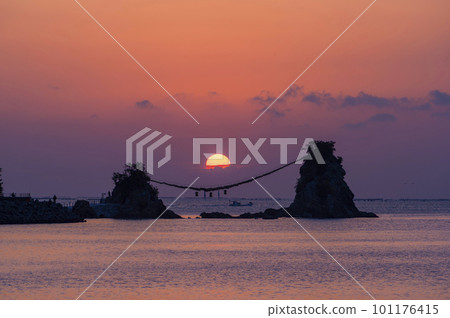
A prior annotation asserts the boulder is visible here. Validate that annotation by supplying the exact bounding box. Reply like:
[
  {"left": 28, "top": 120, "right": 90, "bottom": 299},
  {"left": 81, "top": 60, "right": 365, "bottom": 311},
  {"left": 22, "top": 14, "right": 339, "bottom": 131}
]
[
  {"left": 239, "top": 208, "right": 288, "bottom": 219},
  {"left": 238, "top": 212, "right": 264, "bottom": 219},
  {"left": 200, "top": 212, "right": 233, "bottom": 218},
  {"left": 72, "top": 200, "right": 96, "bottom": 218}
]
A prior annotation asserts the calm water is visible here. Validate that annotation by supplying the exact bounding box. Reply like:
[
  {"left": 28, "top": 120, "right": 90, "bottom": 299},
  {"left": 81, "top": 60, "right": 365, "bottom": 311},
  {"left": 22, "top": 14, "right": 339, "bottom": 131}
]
[{"left": 0, "top": 199, "right": 448, "bottom": 299}]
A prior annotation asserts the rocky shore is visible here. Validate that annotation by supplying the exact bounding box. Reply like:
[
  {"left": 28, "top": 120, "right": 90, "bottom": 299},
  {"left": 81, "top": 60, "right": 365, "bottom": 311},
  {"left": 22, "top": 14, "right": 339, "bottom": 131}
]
[
  {"left": 0, "top": 198, "right": 84, "bottom": 224},
  {"left": 0, "top": 165, "right": 181, "bottom": 224}
]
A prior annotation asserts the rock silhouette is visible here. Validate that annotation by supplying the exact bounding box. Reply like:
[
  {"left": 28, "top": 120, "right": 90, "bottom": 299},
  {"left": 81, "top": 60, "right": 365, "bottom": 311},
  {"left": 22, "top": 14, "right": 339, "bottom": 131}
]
[
  {"left": 105, "top": 165, "right": 181, "bottom": 219},
  {"left": 200, "top": 212, "right": 233, "bottom": 218},
  {"left": 239, "top": 208, "right": 285, "bottom": 219},
  {"left": 0, "top": 198, "right": 84, "bottom": 224},
  {"left": 72, "top": 200, "right": 96, "bottom": 219},
  {"left": 286, "top": 141, "right": 377, "bottom": 218}
]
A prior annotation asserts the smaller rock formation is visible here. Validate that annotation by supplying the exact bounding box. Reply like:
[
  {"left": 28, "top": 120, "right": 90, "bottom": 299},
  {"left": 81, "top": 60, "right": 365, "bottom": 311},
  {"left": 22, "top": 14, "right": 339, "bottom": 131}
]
[
  {"left": 238, "top": 212, "right": 264, "bottom": 219},
  {"left": 240, "top": 208, "right": 286, "bottom": 219},
  {"left": 72, "top": 200, "right": 96, "bottom": 219},
  {"left": 0, "top": 198, "right": 84, "bottom": 224},
  {"left": 200, "top": 209, "right": 286, "bottom": 219},
  {"left": 200, "top": 212, "right": 233, "bottom": 218},
  {"left": 105, "top": 165, "right": 181, "bottom": 219}
]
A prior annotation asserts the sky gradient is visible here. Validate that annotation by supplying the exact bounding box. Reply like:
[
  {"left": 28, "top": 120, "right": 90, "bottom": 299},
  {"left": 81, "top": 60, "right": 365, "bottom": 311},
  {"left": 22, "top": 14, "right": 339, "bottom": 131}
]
[{"left": 1, "top": 0, "right": 449, "bottom": 199}]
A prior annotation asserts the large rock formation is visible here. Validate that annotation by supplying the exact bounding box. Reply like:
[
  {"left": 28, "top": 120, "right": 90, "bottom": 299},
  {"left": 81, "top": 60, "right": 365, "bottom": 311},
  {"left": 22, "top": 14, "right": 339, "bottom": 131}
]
[
  {"left": 286, "top": 141, "right": 377, "bottom": 218},
  {"left": 105, "top": 165, "right": 181, "bottom": 219},
  {"left": 0, "top": 198, "right": 84, "bottom": 224}
]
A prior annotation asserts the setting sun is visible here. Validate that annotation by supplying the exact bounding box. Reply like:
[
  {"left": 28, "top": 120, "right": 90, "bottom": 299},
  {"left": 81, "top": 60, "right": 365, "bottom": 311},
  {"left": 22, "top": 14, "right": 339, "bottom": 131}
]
[{"left": 205, "top": 154, "right": 231, "bottom": 169}]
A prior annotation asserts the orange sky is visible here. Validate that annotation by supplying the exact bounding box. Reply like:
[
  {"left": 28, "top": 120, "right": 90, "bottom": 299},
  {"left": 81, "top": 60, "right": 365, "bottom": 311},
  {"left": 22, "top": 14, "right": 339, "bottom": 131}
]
[{"left": 1, "top": 0, "right": 449, "bottom": 116}]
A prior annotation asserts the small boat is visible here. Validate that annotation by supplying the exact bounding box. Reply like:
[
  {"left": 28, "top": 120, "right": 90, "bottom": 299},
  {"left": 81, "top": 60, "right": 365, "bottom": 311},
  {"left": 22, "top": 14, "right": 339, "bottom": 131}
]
[{"left": 229, "top": 200, "right": 253, "bottom": 207}]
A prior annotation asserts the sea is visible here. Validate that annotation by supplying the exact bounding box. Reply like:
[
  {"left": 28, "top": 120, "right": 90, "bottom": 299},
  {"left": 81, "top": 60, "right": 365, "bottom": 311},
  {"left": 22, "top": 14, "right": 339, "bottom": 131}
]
[{"left": 0, "top": 198, "right": 448, "bottom": 299}]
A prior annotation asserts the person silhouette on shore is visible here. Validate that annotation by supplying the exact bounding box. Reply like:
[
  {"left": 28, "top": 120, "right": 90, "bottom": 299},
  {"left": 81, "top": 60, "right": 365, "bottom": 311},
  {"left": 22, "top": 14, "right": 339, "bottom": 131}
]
[{"left": 53, "top": 195, "right": 57, "bottom": 203}]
